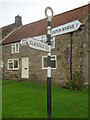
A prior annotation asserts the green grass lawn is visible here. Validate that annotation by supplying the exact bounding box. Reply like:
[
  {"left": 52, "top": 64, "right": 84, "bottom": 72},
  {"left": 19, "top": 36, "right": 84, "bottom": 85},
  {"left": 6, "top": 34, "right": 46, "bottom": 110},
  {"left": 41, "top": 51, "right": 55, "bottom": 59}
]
[{"left": 2, "top": 80, "right": 88, "bottom": 118}]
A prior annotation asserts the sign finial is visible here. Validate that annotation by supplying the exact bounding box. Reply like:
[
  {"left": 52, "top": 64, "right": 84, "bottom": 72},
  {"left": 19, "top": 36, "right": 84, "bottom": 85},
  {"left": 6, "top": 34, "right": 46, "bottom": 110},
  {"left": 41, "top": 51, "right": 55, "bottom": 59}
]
[{"left": 45, "top": 7, "right": 54, "bottom": 19}]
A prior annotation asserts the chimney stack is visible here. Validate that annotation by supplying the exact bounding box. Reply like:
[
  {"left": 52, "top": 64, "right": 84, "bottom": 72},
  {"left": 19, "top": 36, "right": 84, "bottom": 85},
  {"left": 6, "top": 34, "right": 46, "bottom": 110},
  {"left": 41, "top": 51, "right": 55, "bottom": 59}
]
[{"left": 15, "top": 15, "right": 22, "bottom": 28}]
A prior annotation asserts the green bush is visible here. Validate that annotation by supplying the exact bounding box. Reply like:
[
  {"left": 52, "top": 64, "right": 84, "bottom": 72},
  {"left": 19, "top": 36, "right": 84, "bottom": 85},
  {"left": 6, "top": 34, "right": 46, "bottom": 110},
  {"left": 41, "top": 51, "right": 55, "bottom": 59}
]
[{"left": 66, "top": 71, "right": 84, "bottom": 90}]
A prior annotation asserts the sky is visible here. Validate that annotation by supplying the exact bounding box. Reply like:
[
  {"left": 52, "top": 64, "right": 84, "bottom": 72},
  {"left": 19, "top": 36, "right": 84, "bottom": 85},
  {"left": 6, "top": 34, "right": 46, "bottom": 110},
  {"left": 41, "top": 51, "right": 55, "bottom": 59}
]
[{"left": 0, "top": 0, "right": 89, "bottom": 27}]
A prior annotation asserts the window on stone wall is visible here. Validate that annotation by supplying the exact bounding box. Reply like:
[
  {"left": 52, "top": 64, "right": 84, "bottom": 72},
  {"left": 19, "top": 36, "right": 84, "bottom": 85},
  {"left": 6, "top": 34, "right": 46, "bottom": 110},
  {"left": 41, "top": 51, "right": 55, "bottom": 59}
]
[
  {"left": 11, "top": 43, "right": 19, "bottom": 53},
  {"left": 7, "top": 59, "right": 19, "bottom": 70},
  {"left": 42, "top": 55, "right": 57, "bottom": 69},
  {"left": 0, "top": 60, "right": 3, "bottom": 67}
]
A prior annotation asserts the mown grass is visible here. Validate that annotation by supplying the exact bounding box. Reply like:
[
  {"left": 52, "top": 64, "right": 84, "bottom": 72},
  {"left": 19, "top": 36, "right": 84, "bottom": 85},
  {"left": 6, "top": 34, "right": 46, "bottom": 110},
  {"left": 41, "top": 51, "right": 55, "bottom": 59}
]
[{"left": 2, "top": 80, "right": 88, "bottom": 118}]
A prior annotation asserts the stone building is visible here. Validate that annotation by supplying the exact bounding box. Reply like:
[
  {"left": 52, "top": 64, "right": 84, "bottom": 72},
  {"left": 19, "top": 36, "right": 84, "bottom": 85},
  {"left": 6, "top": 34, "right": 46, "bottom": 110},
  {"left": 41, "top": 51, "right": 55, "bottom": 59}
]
[{"left": 1, "top": 4, "right": 89, "bottom": 85}]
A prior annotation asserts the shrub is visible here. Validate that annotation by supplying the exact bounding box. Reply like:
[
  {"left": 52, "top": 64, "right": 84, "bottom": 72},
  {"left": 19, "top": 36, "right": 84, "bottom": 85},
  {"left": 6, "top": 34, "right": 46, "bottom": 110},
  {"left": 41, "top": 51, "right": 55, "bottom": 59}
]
[{"left": 66, "top": 70, "right": 84, "bottom": 90}]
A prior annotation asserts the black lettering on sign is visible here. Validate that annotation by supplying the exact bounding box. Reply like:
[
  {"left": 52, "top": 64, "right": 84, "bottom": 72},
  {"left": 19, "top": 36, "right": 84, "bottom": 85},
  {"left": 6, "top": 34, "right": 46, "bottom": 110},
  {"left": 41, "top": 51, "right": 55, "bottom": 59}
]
[
  {"left": 62, "top": 24, "right": 75, "bottom": 31},
  {"left": 71, "top": 24, "right": 74, "bottom": 28},
  {"left": 52, "top": 28, "right": 61, "bottom": 34},
  {"left": 62, "top": 27, "right": 64, "bottom": 31}
]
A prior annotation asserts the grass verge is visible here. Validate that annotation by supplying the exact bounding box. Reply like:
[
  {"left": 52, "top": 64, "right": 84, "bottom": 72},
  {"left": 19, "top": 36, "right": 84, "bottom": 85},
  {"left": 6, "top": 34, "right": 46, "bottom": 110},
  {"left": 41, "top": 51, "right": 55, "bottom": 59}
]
[{"left": 2, "top": 80, "right": 88, "bottom": 118}]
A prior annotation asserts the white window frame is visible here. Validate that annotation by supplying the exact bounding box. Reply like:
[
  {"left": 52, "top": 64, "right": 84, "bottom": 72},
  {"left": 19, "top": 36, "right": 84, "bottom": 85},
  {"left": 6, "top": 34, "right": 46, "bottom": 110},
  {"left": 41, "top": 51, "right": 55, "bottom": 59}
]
[
  {"left": 0, "top": 60, "right": 3, "bottom": 67},
  {"left": 42, "top": 55, "right": 57, "bottom": 69},
  {"left": 11, "top": 43, "right": 19, "bottom": 53},
  {"left": 7, "top": 58, "right": 19, "bottom": 70}
]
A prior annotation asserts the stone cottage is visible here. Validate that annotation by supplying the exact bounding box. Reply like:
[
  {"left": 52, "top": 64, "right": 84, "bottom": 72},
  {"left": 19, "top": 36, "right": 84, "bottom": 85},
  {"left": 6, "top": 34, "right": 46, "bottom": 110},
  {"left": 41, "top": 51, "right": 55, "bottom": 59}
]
[{"left": 1, "top": 4, "right": 89, "bottom": 85}]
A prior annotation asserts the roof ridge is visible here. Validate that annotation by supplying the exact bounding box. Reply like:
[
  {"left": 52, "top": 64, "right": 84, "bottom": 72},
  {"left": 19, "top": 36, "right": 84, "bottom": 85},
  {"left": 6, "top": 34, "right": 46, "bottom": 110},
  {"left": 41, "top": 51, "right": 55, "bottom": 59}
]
[
  {"left": 54, "top": 4, "right": 88, "bottom": 18},
  {"left": 2, "top": 4, "right": 89, "bottom": 45},
  {"left": 1, "top": 29, "right": 16, "bottom": 42},
  {"left": 0, "top": 23, "right": 15, "bottom": 29},
  {"left": 2, "top": 25, "right": 22, "bottom": 42},
  {"left": 23, "top": 18, "right": 46, "bottom": 27},
  {"left": 22, "top": 4, "right": 88, "bottom": 27}
]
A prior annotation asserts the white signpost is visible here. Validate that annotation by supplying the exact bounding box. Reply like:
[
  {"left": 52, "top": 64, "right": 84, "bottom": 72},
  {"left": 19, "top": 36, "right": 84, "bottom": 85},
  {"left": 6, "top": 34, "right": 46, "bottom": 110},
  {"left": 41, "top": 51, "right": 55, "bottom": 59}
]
[
  {"left": 20, "top": 38, "right": 28, "bottom": 46},
  {"left": 51, "top": 20, "right": 81, "bottom": 37},
  {"left": 19, "top": 10, "right": 82, "bottom": 118},
  {"left": 20, "top": 20, "right": 81, "bottom": 52},
  {"left": 33, "top": 35, "right": 47, "bottom": 43},
  {"left": 27, "top": 38, "right": 49, "bottom": 52},
  {"left": 20, "top": 35, "right": 47, "bottom": 46},
  {"left": 20, "top": 36, "right": 55, "bottom": 49}
]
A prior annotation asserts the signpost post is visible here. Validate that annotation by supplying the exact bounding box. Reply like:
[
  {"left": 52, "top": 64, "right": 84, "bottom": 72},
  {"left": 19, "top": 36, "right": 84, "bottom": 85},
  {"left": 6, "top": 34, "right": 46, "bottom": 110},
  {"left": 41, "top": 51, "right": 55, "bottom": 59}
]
[
  {"left": 20, "top": 9, "right": 81, "bottom": 118},
  {"left": 45, "top": 7, "right": 53, "bottom": 118}
]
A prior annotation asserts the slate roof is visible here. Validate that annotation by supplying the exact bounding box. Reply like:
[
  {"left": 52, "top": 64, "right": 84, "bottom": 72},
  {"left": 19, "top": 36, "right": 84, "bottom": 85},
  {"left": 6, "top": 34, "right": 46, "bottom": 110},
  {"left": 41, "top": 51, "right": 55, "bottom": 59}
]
[
  {"left": 2, "top": 4, "right": 89, "bottom": 45},
  {"left": 1, "top": 23, "right": 16, "bottom": 39}
]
